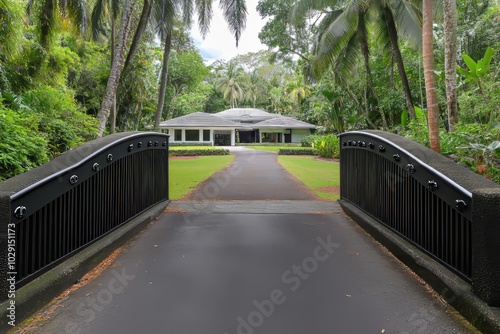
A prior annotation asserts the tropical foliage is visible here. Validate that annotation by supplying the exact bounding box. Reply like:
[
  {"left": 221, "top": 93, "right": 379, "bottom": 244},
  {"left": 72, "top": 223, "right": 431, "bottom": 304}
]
[{"left": 0, "top": 0, "right": 500, "bottom": 183}]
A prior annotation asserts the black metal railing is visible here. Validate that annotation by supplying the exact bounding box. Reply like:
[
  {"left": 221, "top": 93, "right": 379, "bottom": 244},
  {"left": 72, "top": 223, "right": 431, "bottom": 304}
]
[
  {"left": 339, "top": 130, "right": 500, "bottom": 306},
  {"left": 0, "top": 132, "right": 169, "bottom": 289},
  {"left": 339, "top": 131, "right": 472, "bottom": 280}
]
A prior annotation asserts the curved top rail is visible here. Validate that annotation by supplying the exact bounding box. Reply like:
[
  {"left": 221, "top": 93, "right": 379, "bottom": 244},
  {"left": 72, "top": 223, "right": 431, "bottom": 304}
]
[
  {"left": 0, "top": 132, "right": 169, "bottom": 201},
  {"left": 339, "top": 130, "right": 500, "bottom": 221},
  {"left": 340, "top": 130, "right": 499, "bottom": 192}
]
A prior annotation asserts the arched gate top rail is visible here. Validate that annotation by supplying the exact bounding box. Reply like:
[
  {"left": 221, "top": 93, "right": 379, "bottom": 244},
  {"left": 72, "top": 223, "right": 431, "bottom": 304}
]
[
  {"left": 339, "top": 130, "right": 500, "bottom": 306},
  {"left": 0, "top": 131, "right": 169, "bottom": 290}
]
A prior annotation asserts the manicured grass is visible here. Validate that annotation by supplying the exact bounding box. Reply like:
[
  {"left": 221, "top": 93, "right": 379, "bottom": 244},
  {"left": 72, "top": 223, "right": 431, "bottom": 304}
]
[
  {"left": 170, "top": 146, "right": 218, "bottom": 150},
  {"left": 278, "top": 156, "right": 340, "bottom": 200},
  {"left": 244, "top": 145, "right": 308, "bottom": 153},
  {"left": 169, "top": 155, "right": 234, "bottom": 199},
  {"left": 244, "top": 146, "right": 282, "bottom": 152}
]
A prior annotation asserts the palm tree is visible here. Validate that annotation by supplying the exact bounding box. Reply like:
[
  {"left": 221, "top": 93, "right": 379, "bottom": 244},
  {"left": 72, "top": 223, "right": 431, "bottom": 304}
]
[
  {"left": 153, "top": 0, "right": 175, "bottom": 128},
  {"left": 123, "top": 0, "right": 154, "bottom": 72},
  {"left": 27, "top": 0, "right": 90, "bottom": 49},
  {"left": 293, "top": 0, "right": 421, "bottom": 122},
  {"left": 0, "top": 0, "right": 23, "bottom": 61},
  {"left": 243, "top": 70, "right": 266, "bottom": 108},
  {"left": 216, "top": 62, "right": 245, "bottom": 108},
  {"left": 269, "top": 86, "right": 285, "bottom": 114},
  {"left": 96, "top": 0, "right": 137, "bottom": 136},
  {"left": 374, "top": 0, "right": 421, "bottom": 120},
  {"left": 303, "top": 0, "right": 387, "bottom": 127},
  {"left": 444, "top": 0, "right": 458, "bottom": 131},
  {"left": 91, "top": 0, "right": 121, "bottom": 133},
  {"left": 153, "top": 0, "right": 248, "bottom": 128},
  {"left": 422, "top": 0, "right": 440, "bottom": 152},
  {"left": 95, "top": 0, "right": 248, "bottom": 134},
  {"left": 286, "top": 74, "right": 310, "bottom": 112}
]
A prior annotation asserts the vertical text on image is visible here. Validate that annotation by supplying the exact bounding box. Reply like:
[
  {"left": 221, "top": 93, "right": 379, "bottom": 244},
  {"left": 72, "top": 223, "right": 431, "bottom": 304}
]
[{"left": 7, "top": 223, "right": 17, "bottom": 326}]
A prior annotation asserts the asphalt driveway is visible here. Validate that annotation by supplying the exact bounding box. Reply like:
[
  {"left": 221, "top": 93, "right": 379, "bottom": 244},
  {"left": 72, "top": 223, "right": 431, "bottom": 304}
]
[{"left": 19, "top": 149, "right": 476, "bottom": 334}]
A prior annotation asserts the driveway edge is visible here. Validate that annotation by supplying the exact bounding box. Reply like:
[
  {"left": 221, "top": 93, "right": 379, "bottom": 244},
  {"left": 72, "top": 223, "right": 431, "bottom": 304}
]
[
  {"left": 2, "top": 200, "right": 169, "bottom": 332},
  {"left": 339, "top": 200, "right": 500, "bottom": 334}
]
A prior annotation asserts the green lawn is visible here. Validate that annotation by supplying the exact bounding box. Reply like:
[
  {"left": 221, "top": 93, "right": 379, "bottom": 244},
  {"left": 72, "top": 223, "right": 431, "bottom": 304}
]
[
  {"left": 278, "top": 156, "right": 340, "bottom": 200},
  {"left": 169, "top": 155, "right": 234, "bottom": 199},
  {"left": 243, "top": 145, "right": 302, "bottom": 153},
  {"left": 245, "top": 146, "right": 282, "bottom": 152},
  {"left": 168, "top": 153, "right": 339, "bottom": 201}
]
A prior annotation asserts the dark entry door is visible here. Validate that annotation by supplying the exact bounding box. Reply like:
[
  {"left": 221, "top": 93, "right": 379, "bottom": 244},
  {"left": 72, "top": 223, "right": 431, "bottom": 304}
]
[{"left": 214, "top": 134, "right": 230, "bottom": 146}]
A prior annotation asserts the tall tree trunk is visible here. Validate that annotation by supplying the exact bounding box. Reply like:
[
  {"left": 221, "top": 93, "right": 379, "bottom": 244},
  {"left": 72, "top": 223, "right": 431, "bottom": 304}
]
[
  {"left": 423, "top": 0, "right": 441, "bottom": 152},
  {"left": 444, "top": 0, "right": 458, "bottom": 132},
  {"left": 123, "top": 0, "right": 153, "bottom": 73},
  {"left": 358, "top": 12, "right": 386, "bottom": 129},
  {"left": 383, "top": 7, "right": 416, "bottom": 120},
  {"left": 96, "top": 0, "right": 136, "bottom": 137},
  {"left": 109, "top": 13, "right": 117, "bottom": 134},
  {"left": 154, "top": 31, "right": 172, "bottom": 130},
  {"left": 110, "top": 95, "right": 117, "bottom": 133},
  {"left": 136, "top": 100, "right": 143, "bottom": 130}
]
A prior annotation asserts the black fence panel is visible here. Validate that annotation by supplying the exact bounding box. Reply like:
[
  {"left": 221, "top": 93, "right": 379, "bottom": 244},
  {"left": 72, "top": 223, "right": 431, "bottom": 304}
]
[
  {"left": 0, "top": 132, "right": 169, "bottom": 291},
  {"left": 339, "top": 130, "right": 500, "bottom": 306}
]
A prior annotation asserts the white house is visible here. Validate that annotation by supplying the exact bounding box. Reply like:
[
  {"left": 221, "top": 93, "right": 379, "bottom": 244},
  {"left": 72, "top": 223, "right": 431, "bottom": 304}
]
[{"left": 159, "top": 108, "right": 316, "bottom": 146}]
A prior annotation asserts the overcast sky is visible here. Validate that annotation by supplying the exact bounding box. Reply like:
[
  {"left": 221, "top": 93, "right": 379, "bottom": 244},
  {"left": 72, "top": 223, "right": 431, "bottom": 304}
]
[{"left": 190, "top": 0, "right": 268, "bottom": 62}]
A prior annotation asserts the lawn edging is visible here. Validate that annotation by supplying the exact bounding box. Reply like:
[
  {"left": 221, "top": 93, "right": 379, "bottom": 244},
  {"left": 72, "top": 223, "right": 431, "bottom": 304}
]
[{"left": 278, "top": 148, "right": 317, "bottom": 155}]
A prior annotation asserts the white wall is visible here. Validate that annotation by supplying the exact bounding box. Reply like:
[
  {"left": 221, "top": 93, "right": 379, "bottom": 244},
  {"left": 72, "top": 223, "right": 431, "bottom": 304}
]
[{"left": 291, "top": 129, "right": 311, "bottom": 143}]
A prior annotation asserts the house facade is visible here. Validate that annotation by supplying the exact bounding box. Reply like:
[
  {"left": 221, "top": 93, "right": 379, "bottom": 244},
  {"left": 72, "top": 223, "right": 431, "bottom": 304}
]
[{"left": 159, "top": 108, "right": 316, "bottom": 146}]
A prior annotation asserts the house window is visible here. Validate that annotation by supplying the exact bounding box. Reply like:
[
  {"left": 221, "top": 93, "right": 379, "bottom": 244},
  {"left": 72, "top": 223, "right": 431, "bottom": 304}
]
[
  {"left": 203, "top": 130, "right": 210, "bottom": 141},
  {"left": 174, "top": 129, "right": 182, "bottom": 141},
  {"left": 185, "top": 130, "right": 199, "bottom": 141}
]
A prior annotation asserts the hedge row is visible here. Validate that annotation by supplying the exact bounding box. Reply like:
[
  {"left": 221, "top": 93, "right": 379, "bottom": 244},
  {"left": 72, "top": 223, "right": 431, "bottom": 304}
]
[
  {"left": 236, "top": 143, "right": 301, "bottom": 147},
  {"left": 169, "top": 142, "right": 213, "bottom": 146},
  {"left": 169, "top": 149, "right": 230, "bottom": 156},
  {"left": 278, "top": 148, "right": 318, "bottom": 155}
]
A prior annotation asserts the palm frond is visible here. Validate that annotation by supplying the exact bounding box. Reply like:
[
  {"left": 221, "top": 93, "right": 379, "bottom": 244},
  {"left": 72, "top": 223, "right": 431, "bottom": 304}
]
[
  {"left": 39, "top": 0, "right": 57, "bottom": 47},
  {"left": 91, "top": 0, "right": 106, "bottom": 40},
  {"left": 390, "top": 0, "right": 422, "bottom": 48},
  {"left": 316, "top": 3, "right": 359, "bottom": 64},
  {"left": 65, "top": 0, "right": 89, "bottom": 36},
  {"left": 195, "top": 0, "right": 213, "bottom": 38},
  {"left": 153, "top": 0, "right": 176, "bottom": 40},
  {"left": 179, "top": 0, "right": 194, "bottom": 27},
  {"left": 291, "top": 0, "right": 341, "bottom": 23},
  {"left": 371, "top": 6, "right": 392, "bottom": 55},
  {"left": 332, "top": 31, "right": 361, "bottom": 83},
  {"left": 219, "top": 0, "right": 247, "bottom": 47},
  {"left": 312, "top": 9, "right": 343, "bottom": 54}
]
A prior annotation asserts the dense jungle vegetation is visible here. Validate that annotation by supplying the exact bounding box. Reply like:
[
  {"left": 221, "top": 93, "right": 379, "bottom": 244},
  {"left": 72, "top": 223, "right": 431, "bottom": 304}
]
[{"left": 0, "top": 0, "right": 499, "bottom": 182}]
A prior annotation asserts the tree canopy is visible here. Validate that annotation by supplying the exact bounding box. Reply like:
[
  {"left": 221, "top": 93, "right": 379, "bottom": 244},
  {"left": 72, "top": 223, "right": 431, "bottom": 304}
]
[{"left": 0, "top": 0, "right": 499, "bottom": 182}]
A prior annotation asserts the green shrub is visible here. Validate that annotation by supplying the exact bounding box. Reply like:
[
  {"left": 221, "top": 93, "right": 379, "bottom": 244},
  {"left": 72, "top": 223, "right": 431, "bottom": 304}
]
[
  {"left": 399, "top": 120, "right": 430, "bottom": 147},
  {"left": 169, "top": 149, "right": 230, "bottom": 156},
  {"left": 488, "top": 164, "right": 500, "bottom": 184},
  {"left": 169, "top": 142, "right": 213, "bottom": 146},
  {"left": 0, "top": 107, "right": 49, "bottom": 180},
  {"left": 311, "top": 134, "right": 340, "bottom": 158},
  {"left": 402, "top": 123, "right": 500, "bottom": 185},
  {"left": 278, "top": 148, "right": 317, "bottom": 155},
  {"left": 21, "top": 86, "right": 98, "bottom": 157},
  {"left": 300, "top": 134, "right": 320, "bottom": 147},
  {"left": 440, "top": 123, "right": 499, "bottom": 156},
  {"left": 236, "top": 143, "right": 301, "bottom": 147}
]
